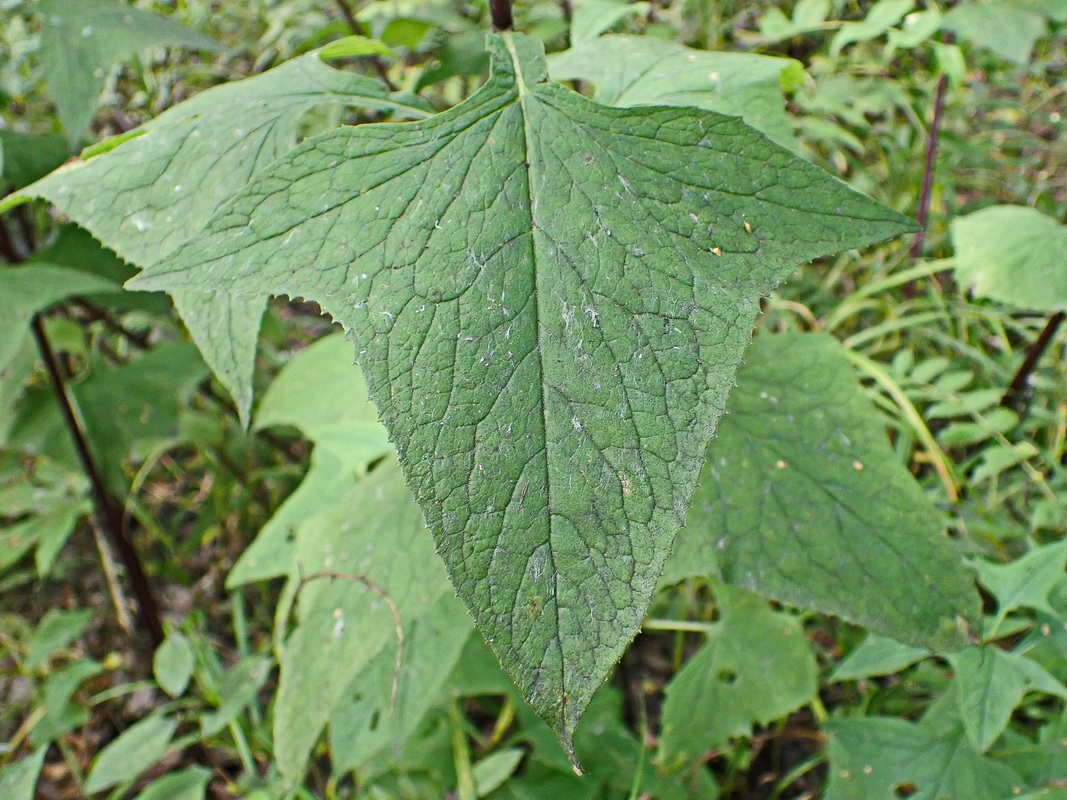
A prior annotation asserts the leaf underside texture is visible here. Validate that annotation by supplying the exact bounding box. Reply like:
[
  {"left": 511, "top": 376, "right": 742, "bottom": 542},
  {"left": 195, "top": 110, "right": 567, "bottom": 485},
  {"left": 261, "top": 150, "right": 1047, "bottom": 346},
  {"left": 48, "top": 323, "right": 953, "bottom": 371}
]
[{"left": 129, "top": 32, "right": 915, "bottom": 747}]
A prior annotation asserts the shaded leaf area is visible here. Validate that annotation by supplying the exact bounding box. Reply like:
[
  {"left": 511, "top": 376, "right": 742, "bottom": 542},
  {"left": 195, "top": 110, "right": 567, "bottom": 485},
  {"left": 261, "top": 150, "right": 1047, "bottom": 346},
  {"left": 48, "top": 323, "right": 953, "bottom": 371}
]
[
  {"left": 8, "top": 342, "right": 209, "bottom": 494},
  {"left": 274, "top": 458, "right": 453, "bottom": 781},
  {"left": 126, "top": 31, "right": 914, "bottom": 744},
  {"left": 0, "top": 130, "right": 69, "bottom": 189},
  {"left": 153, "top": 631, "right": 195, "bottom": 698},
  {"left": 824, "top": 711, "right": 1023, "bottom": 800},
  {"left": 451, "top": 636, "right": 719, "bottom": 799},
  {"left": 11, "top": 49, "right": 430, "bottom": 421},
  {"left": 547, "top": 35, "right": 801, "bottom": 149},
  {"left": 664, "top": 332, "right": 980, "bottom": 651},
  {"left": 228, "top": 333, "right": 391, "bottom": 587},
  {"left": 330, "top": 593, "right": 473, "bottom": 777},
  {"left": 658, "top": 582, "right": 817, "bottom": 766},
  {"left": 130, "top": 767, "right": 212, "bottom": 800},
  {"left": 36, "top": 0, "right": 220, "bottom": 144},
  {"left": 950, "top": 205, "right": 1067, "bottom": 312}
]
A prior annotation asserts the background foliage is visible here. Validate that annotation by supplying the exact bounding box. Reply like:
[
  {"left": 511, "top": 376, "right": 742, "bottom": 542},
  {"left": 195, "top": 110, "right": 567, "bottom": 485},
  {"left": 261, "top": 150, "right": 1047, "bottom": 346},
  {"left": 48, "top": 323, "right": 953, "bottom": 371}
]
[{"left": 0, "top": 0, "right": 1065, "bottom": 798}]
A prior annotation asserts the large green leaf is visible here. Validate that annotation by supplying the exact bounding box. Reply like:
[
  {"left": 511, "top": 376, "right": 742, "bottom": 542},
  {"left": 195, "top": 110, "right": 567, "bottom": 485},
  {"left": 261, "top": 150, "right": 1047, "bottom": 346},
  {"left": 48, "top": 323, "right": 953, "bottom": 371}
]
[
  {"left": 663, "top": 332, "right": 980, "bottom": 651},
  {"left": 9, "top": 48, "right": 430, "bottom": 422},
  {"left": 547, "top": 35, "right": 801, "bottom": 149},
  {"left": 658, "top": 582, "right": 817, "bottom": 765},
  {"left": 950, "top": 205, "right": 1067, "bottom": 312},
  {"left": 125, "top": 32, "right": 915, "bottom": 746},
  {"left": 36, "top": 0, "right": 219, "bottom": 144}
]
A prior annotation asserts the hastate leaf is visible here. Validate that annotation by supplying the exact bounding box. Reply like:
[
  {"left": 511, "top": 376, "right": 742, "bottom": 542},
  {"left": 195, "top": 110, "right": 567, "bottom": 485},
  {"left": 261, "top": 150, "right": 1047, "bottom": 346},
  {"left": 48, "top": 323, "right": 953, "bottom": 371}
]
[
  {"left": 663, "top": 332, "right": 980, "bottom": 651},
  {"left": 36, "top": 0, "right": 220, "bottom": 144},
  {"left": 127, "top": 32, "right": 916, "bottom": 746}
]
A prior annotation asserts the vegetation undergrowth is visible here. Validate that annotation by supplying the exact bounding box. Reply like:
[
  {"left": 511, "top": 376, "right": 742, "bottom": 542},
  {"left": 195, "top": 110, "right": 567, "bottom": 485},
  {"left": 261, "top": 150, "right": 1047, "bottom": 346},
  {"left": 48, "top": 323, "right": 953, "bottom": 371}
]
[{"left": 0, "top": 0, "right": 1065, "bottom": 798}]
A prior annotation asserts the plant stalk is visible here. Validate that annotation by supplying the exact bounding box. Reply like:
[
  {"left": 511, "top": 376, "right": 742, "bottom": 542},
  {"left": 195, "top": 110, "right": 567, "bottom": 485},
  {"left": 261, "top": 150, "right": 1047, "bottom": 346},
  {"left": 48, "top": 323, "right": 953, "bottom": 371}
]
[
  {"left": 30, "top": 315, "right": 165, "bottom": 649},
  {"left": 490, "top": 0, "right": 514, "bottom": 31},
  {"left": 1001, "top": 311, "right": 1066, "bottom": 412}
]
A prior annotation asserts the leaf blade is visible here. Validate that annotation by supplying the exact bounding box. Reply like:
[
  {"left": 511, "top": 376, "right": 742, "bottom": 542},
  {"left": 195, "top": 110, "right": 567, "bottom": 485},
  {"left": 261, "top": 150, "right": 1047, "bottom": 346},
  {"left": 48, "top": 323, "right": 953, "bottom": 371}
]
[{"left": 128, "top": 32, "right": 917, "bottom": 745}]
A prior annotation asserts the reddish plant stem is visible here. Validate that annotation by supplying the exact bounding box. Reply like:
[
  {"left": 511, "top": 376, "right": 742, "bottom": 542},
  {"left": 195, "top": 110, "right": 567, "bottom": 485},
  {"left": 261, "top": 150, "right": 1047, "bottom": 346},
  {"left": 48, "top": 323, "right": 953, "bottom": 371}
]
[
  {"left": 904, "top": 1, "right": 961, "bottom": 296},
  {"left": 332, "top": 0, "right": 398, "bottom": 90},
  {"left": 1, "top": 214, "right": 165, "bottom": 648},
  {"left": 491, "top": 0, "right": 514, "bottom": 31},
  {"left": 31, "top": 315, "right": 165, "bottom": 648},
  {"left": 909, "top": 69, "right": 949, "bottom": 262},
  {"left": 1000, "top": 311, "right": 1066, "bottom": 412}
]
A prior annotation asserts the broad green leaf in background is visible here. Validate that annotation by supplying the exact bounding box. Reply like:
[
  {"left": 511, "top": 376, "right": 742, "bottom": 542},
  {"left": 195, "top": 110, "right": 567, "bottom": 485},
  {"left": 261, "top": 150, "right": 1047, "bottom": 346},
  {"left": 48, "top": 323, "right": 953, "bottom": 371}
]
[
  {"left": 25, "top": 608, "right": 93, "bottom": 671},
  {"left": 124, "top": 32, "right": 915, "bottom": 748},
  {"left": 662, "top": 333, "right": 979, "bottom": 651},
  {"left": 0, "top": 749, "right": 47, "bottom": 800},
  {"left": 84, "top": 713, "right": 178, "bottom": 794},
  {"left": 941, "top": 1, "right": 1048, "bottom": 65},
  {"left": 7, "top": 49, "right": 430, "bottom": 423},
  {"left": 228, "top": 334, "right": 391, "bottom": 586},
  {"left": 828, "top": 0, "right": 914, "bottom": 58},
  {"left": 154, "top": 631, "right": 195, "bottom": 698},
  {"left": 951, "top": 205, "right": 1067, "bottom": 312},
  {"left": 658, "top": 582, "right": 817, "bottom": 765},
  {"left": 275, "top": 458, "right": 452, "bottom": 781},
  {"left": 948, "top": 646, "right": 1067, "bottom": 753},
  {"left": 130, "top": 766, "right": 212, "bottom": 800},
  {"left": 569, "top": 0, "right": 650, "bottom": 46},
  {"left": 824, "top": 715, "right": 1023, "bottom": 800},
  {"left": 0, "top": 266, "right": 118, "bottom": 377},
  {"left": 975, "top": 539, "right": 1067, "bottom": 634},
  {"left": 36, "top": 0, "right": 220, "bottom": 144},
  {"left": 330, "top": 593, "right": 473, "bottom": 776},
  {"left": 473, "top": 748, "right": 526, "bottom": 796},
  {"left": 547, "top": 36, "right": 802, "bottom": 149}
]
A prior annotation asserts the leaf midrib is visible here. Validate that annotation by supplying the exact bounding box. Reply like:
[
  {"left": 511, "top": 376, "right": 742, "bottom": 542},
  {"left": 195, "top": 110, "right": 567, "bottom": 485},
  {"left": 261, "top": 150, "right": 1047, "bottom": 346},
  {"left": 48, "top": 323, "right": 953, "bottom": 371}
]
[{"left": 503, "top": 32, "right": 567, "bottom": 716}]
